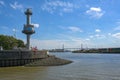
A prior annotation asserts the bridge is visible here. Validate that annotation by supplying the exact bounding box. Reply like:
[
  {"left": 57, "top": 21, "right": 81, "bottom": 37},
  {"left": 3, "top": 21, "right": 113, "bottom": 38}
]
[
  {"left": 48, "top": 48, "right": 83, "bottom": 52},
  {"left": 64, "top": 48, "right": 81, "bottom": 51},
  {"left": 48, "top": 44, "right": 89, "bottom": 51}
]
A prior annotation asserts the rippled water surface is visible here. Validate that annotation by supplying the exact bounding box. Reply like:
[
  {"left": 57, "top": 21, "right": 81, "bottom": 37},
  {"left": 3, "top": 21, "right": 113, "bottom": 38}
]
[{"left": 0, "top": 52, "right": 120, "bottom": 80}]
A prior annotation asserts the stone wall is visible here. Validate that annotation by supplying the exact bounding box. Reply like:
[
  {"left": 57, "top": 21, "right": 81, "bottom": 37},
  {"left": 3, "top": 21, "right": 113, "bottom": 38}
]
[
  {"left": 0, "top": 50, "right": 48, "bottom": 59},
  {"left": 0, "top": 50, "right": 48, "bottom": 67}
]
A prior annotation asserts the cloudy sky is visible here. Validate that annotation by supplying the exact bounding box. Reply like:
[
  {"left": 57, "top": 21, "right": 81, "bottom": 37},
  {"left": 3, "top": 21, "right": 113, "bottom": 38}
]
[{"left": 0, "top": 0, "right": 120, "bottom": 49}]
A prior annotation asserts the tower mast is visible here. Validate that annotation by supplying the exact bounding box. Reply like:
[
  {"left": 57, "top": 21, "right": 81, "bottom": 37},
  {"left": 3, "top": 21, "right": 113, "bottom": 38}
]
[{"left": 22, "top": 8, "right": 35, "bottom": 50}]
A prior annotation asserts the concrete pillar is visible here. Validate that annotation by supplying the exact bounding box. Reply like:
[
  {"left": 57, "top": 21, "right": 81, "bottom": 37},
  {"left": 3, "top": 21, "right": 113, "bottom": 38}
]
[{"left": 26, "top": 35, "right": 30, "bottom": 50}]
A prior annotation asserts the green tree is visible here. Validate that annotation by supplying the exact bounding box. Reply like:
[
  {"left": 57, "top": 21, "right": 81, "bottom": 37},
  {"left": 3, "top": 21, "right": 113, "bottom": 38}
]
[
  {"left": 17, "top": 39, "right": 25, "bottom": 47},
  {"left": 0, "top": 35, "right": 25, "bottom": 50}
]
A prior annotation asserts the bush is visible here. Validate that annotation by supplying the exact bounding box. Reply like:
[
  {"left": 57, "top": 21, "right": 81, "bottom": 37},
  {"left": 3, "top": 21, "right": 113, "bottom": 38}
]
[{"left": 0, "top": 35, "right": 25, "bottom": 50}]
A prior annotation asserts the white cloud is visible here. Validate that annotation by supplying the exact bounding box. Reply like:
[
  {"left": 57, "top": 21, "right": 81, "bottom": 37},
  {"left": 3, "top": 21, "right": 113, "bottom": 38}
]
[
  {"left": 96, "top": 34, "right": 105, "bottom": 38},
  {"left": 95, "top": 29, "right": 101, "bottom": 32},
  {"left": 89, "top": 34, "right": 105, "bottom": 39},
  {"left": 68, "top": 26, "right": 83, "bottom": 32},
  {"left": 32, "top": 23, "right": 40, "bottom": 28},
  {"left": 10, "top": 2, "right": 24, "bottom": 11},
  {"left": 12, "top": 28, "right": 18, "bottom": 32},
  {"left": 95, "top": 34, "right": 100, "bottom": 37},
  {"left": 86, "top": 7, "right": 104, "bottom": 18},
  {"left": 114, "top": 26, "right": 120, "bottom": 31},
  {"left": 13, "top": 29, "right": 16, "bottom": 32},
  {"left": 0, "top": 0, "right": 5, "bottom": 6},
  {"left": 108, "top": 33, "right": 112, "bottom": 36},
  {"left": 91, "top": 7, "right": 101, "bottom": 12},
  {"left": 63, "top": 8, "right": 73, "bottom": 13},
  {"left": 114, "top": 21, "right": 120, "bottom": 31},
  {"left": 112, "top": 33, "right": 120, "bottom": 39},
  {"left": 59, "top": 26, "right": 83, "bottom": 33},
  {"left": 86, "top": 38, "right": 90, "bottom": 41},
  {"left": 116, "top": 19, "right": 120, "bottom": 24},
  {"left": 116, "top": 21, "right": 120, "bottom": 24},
  {"left": 89, "top": 35, "right": 94, "bottom": 38},
  {"left": 41, "top": 1, "right": 79, "bottom": 15}
]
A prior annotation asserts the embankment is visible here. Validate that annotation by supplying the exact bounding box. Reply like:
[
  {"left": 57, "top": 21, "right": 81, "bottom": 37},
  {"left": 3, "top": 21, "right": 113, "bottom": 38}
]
[
  {"left": 25, "top": 55, "right": 72, "bottom": 67},
  {"left": 0, "top": 50, "right": 72, "bottom": 67}
]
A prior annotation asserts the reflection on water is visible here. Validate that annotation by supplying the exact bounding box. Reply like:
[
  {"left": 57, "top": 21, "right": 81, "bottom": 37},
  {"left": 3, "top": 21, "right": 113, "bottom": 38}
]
[{"left": 0, "top": 52, "right": 120, "bottom": 80}]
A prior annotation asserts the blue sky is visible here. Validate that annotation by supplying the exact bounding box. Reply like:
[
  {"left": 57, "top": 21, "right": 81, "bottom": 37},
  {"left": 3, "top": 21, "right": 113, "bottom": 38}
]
[{"left": 0, "top": 0, "right": 120, "bottom": 49}]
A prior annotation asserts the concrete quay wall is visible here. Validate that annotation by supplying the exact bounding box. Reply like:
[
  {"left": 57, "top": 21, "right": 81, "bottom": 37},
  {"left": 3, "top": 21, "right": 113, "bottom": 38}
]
[
  {"left": 0, "top": 58, "right": 41, "bottom": 67},
  {"left": 0, "top": 50, "right": 48, "bottom": 67},
  {"left": 0, "top": 50, "right": 48, "bottom": 59}
]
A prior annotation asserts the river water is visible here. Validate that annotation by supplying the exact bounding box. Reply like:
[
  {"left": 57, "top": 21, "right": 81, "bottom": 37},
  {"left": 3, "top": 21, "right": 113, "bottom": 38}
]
[{"left": 0, "top": 52, "right": 120, "bottom": 80}]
